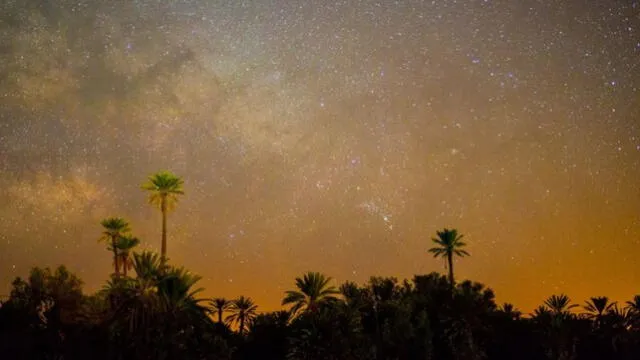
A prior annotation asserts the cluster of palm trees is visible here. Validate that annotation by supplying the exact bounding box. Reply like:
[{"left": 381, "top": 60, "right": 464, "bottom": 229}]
[
  {"left": 208, "top": 271, "right": 343, "bottom": 335},
  {"left": 5, "top": 171, "right": 640, "bottom": 359},
  {"left": 211, "top": 297, "right": 258, "bottom": 335},
  {"left": 93, "top": 170, "right": 475, "bottom": 340},
  {"left": 99, "top": 170, "right": 183, "bottom": 279}
]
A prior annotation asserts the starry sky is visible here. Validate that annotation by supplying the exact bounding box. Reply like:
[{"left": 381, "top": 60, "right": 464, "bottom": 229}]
[{"left": 1, "top": 0, "right": 639, "bottom": 312}]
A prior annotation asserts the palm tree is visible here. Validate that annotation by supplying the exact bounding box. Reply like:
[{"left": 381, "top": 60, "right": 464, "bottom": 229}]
[
  {"left": 157, "top": 266, "right": 206, "bottom": 315},
  {"left": 211, "top": 298, "right": 230, "bottom": 323},
  {"left": 141, "top": 170, "right": 184, "bottom": 263},
  {"left": 428, "top": 228, "right": 469, "bottom": 285},
  {"left": 583, "top": 296, "right": 616, "bottom": 326},
  {"left": 544, "top": 294, "right": 578, "bottom": 316},
  {"left": 114, "top": 235, "right": 141, "bottom": 277},
  {"left": 624, "top": 295, "right": 640, "bottom": 330},
  {"left": 226, "top": 296, "right": 258, "bottom": 335},
  {"left": 99, "top": 217, "right": 131, "bottom": 278},
  {"left": 625, "top": 295, "right": 640, "bottom": 315},
  {"left": 132, "top": 251, "right": 164, "bottom": 283},
  {"left": 282, "top": 272, "right": 339, "bottom": 315},
  {"left": 104, "top": 256, "right": 209, "bottom": 358},
  {"left": 532, "top": 305, "right": 553, "bottom": 320},
  {"left": 500, "top": 302, "right": 522, "bottom": 320}
]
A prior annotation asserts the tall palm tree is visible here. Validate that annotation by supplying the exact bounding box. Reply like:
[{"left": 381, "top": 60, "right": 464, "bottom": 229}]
[
  {"left": 114, "top": 235, "right": 141, "bottom": 277},
  {"left": 211, "top": 298, "right": 230, "bottom": 323},
  {"left": 226, "top": 296, "right": 258, "bottom": 335},
  {"left": 141, "top": 170, "right": 184, "bottom": 263},
  {"left": 99, "top": 217, "right": 131, "bottom": 278},
  {"left": 428, "top": 228, "right": 469, "bottom": 285},
  {"left": 282, "top": 272, "right": 339, "bottom": 315},
  {"left": 583, "top": 296, "right": 616, "bottom": 325}
]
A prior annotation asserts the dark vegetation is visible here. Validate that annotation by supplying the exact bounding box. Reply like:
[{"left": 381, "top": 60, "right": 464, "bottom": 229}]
[{"left": 1, "top": 171, "right": 639, "bottom": 360}]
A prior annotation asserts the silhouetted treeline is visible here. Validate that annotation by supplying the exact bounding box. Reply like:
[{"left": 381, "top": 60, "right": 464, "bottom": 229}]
[{"left": 1, "top": 258, "right": 639, "bottom": 360}]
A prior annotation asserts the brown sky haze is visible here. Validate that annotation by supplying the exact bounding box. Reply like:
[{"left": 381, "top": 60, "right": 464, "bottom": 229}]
[{"left": 1, "top": 0, "right": 639, "bottom": 312}]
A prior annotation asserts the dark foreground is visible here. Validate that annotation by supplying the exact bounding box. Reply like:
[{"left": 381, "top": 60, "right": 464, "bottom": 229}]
[{"left": 1, "top": 260, "right": 639, "bottom": 360}]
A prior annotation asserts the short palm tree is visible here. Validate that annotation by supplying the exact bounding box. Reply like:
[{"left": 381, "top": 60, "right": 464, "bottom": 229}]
[
  {"left": 500, "top": 303, "right": 522, "bottom": 320},
  {"left": 99, "top": 217, "right": 131, "bottom": 278},
  {"left": 625, "top": 295, "right": 640, "bottom": 315},
  {"left": 157, "top": 266, "right": 206, "bottom": 314},
  {"left": 141, "top": 170, "right": 184, "bottom": 263},
  {"left": 282, "top": 272, "right": 339, "bottom": 315},
  {"left": 544, "top": 294, "right": 578, "bottom": 316},
  {"left": 583, "top": 296, "right": 616, "bottom": 325},
  {"left": 211, "top": 298, "right": 231, "bottom": 323},
  {"left": 114, "top": 235, "right": 141, "bottom": 277},
  {"left": 132, "top": 251, "right": 164, "bottom": 283},
  {"left": 624, "top": 295, "right": 640, "bottom": 329},
  {"left": 105, "top": 255, "right": 207, "bottom": 343},
  {"left": 226, "top": 296, "right": 258, "bottom": 335},
  {"left": 428, "top": 228, "right": 469, "bottom": 285},
  {"left": 532, "top": 305, "right": 552, "bottom": 319}
]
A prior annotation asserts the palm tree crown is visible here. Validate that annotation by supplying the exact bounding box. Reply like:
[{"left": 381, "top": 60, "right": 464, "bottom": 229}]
[
  {"left": 132, "top": 251, "right": 164, "bottom": 283},
  {"left": 157, "top": 266, "right": 205, "bottom": 313},
  {"left": 500, "top": 302, "right": 522, "bottom": 320},
  {"left": 428, "top": 228, "right": 469, "bottom": 285},
  {"left": 226, "top": 296, "right": 258, "bottom": 335},
  {"left": 141, "top": 170, "right": 185, "bottom": 211},
  {"left": 625, "top": 295, "right": 640, "bottom": 314},
  {"left": 282, "top": 272, "right": 339, "bottom": 315},
  {"left": 99, "top": 217, "right": 131, "bottom": 278},
  {"left": 544, "top": 294, "right": 578, "bottom": 315},
  {"left": 584, "top": 296, "right": 616, "bottom": 319},
  {"left": 141, "top": 170, "right": 184, "bottom": 262},
  {"left": 211, "top": 297, "right": 230, "bottom": 323}
]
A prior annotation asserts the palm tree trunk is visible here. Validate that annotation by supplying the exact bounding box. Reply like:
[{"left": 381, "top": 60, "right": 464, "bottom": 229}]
[
  {"left": 161, "top": 195, "right": 167, "bottom": 263},
  {"left": 218, "top": 310, "right": 223, "bottom": 323},
  {"left": 447, "top": 252, "right": 454, "bottom": 285},
  {"left": 112, "top": 237, "right": 119, "bottom": 278},
  {"left": 122, "top": 256, "right": 128, "bottom": 277},
  {"left": 239, "top": 315, "right": 245, "bottom": 335}
]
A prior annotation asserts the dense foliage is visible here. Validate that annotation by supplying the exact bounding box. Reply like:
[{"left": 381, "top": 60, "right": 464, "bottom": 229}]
[{"left": 1, "top": 264, "right": 640, "bottom": 360}]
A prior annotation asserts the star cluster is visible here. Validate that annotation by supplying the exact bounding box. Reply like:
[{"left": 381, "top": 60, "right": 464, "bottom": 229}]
[{"left": 1, "top": 0, "right": 639, "bottom": 311}]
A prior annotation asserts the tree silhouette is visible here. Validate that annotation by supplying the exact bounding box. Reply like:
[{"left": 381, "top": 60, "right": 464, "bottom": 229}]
[
  {"left": 625, "top": 295, "right": 640, "bottom": 315},
  {"left": 282, "top": 272, "right": 339, "bottom": 315},
  {"left": 226, "top": 296, "right": 258, "bottom": 335},
  {"left": 544, "top": 294, "right": 578, "bottom": 316},
  {"left": 211, "top": 297, "right": 230, "bottom": 324},
  {"left": 132, "top": 251, "right": 164, "bottom": 283},
  {"left": 99, "top": 217, "right": 131, "bottom": 279},
  {"left": 113, "top": 235, "right": 140, "bottom": 277},
  {"left": 428, "top": 228, "right": 469, "bottom": 285},
  {"left": 102, "top": 251, "right": 209, "bottom": 358},
  {"left": 2, "top": 266, "right": 84, "bottom": 358},
  {"left": 499, "top": 303, "right": 522, "bottom": 320},
  {"left": 584, "top": 296, "right": 616, "bottom": 328},
  {"left": 625, "top": 295, "right": 640, "bottom": 331},
  {"left": 4, "top": 264, "right": 640, "bottom": 359},
  {"left": 141, "top": 170, "right": 184, "bottom": 263}
]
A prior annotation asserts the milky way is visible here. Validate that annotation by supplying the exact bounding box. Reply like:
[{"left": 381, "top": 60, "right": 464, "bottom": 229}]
[{"left": 1, "top": 0, "right": 639, "bottom": 311}]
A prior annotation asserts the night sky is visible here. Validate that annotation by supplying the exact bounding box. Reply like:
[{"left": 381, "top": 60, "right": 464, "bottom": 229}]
[{"left": 1, "top": 0, "right": 639, "bottom": 312}]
